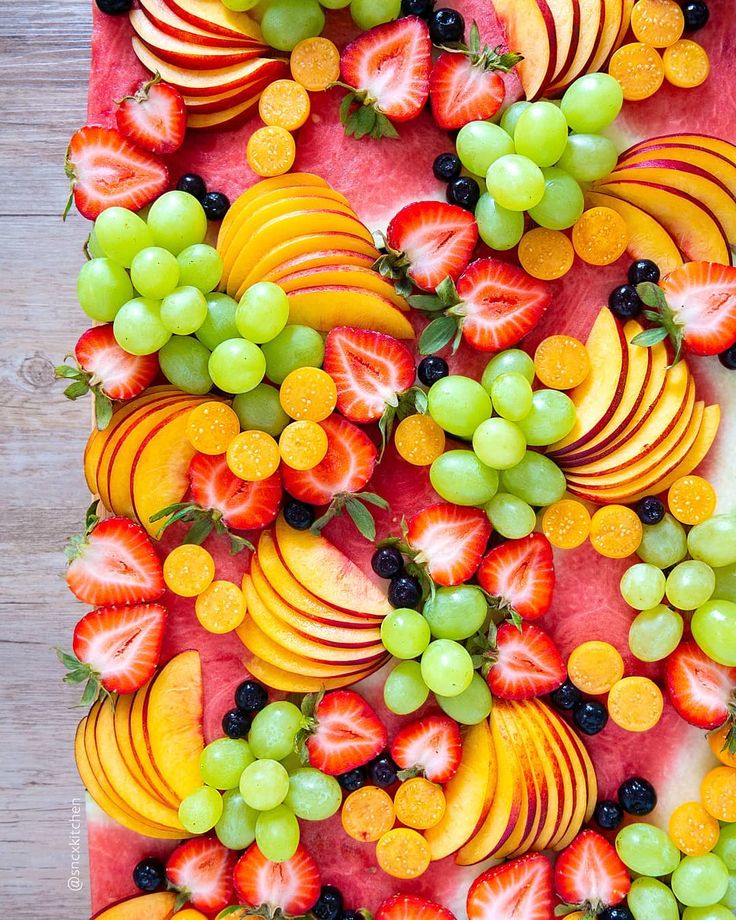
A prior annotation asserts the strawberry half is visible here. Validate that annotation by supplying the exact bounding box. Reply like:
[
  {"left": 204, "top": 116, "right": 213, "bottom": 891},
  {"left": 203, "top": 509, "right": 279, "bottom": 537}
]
[
  {"left": 377, "top": 894, "right": 457, "bottom": 920},
  {"left": 190, "top": 452, "right": 282, "bottom": 532},
  {"left": 554, "top": 830, "right": 631, "bottom": 913},
  {"left": 165, "top": 837, "right": 235, "bottom": 914},
  {"left": 116, "top": 74, "right": 186, "bottom": 155},
  {"left": 56, "top": 325, "right": 159, "bottom": 430},
  {"left": 233, "top": 843, "right": 321, "bottom": 916},
  {"left": 58, "top": 602, "right": 167, "bottom": 703},
  {"left": 467, "top": 853, "right": 554, "bottom": 920},
  {"left": 477, "top": 533, "right": 555, "bottom": 622},
  {"left": 65, "top": 126, "right": 169, "bottom": 220},
  {"left": 484, "top": 622, "right": 566, "bottom": 701},
  {"left": 65, "top": 512, "right": 164, "bottom": 607},
  {"left": 298, "top": 689, "right": 387, "bottom": 776},
  {"left": 378, "top": 201, "right": 478, "bottom": 296},
  {"left": 664, "top": 640, "right": 736, "bottom": 733},
  {"left": 419, "top": 259, "right": 551, "bottom": 355},
  {"left": 406, "top": 503, "right": 491, "bottom": 587},
  {"left": 390, "top": 714, "right": 462, "bottom": 784},
  {"left": 338, "top": 17, "right": 432, "bottom": 139}
]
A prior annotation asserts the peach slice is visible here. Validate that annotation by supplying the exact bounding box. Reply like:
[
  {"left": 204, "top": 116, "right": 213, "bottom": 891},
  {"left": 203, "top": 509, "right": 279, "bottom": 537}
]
[
  {"left": 545, "top": 0, "right": 580, "bottom": 83},
  {"left": 261, "top": 248, "right": 375, "bottom": 283},
  {"left": 492, "top": 0, "right": 556, "bottom": 99},
  {"left": 547, "top": 0, "right": 603, "bottom": 93},
  {"left": 607, "top": 0, "right": 635, "bottom": 68},
  {"left": 91, "top": 892, "right": 177, "bottom": 920},
  {"left": 623, "top": 133, "right": 736, "bottom": 164},
  {"left": 138, "top": 0, "right": 256, "bottom": 47},
  {"left": 621, "top": 144, "right": 736, "bottom": 199},
  {"left": 183, "top": 77, "right": 271, "bottom": 114},
  {"left": 583, "top": 0, "right": 623, "bottom": 77},
  {"left": 242, "top": 648, "right": 380, "bottom": 692},
  {"left": 112, "top": 693, "right": 175, "bottom": 808},
  {"left": 244, "top": 233, "right": 378, "bottom": 289},
  {"left": 162, "top": 0, "right": 263, "bottom": 41},
  {"left": 144, "top": 651, "right": 205, "bottom": 801},
  {"left": 504, "top": 701, "right": 554, "bottom": 857},
  {"left": 284, "top": 287, "right": 414, "bottom": 338},
  {"left": 275, "top": 516, "right": 391, "bottom": 618},
  {"left": 275, "top": 265, "right": 409, "bottom": 311},
  {"left": 552, "top": 711, "right": 597, "bottom": 847},
  {"left": 523, "top": 701, "right": 575, "bottom": 851},
  {"left": 129, "top": 679, "right": 181, "bottom": 807},
  {"left": 187, "top": 93, "right": 262, "bottom": 130}
]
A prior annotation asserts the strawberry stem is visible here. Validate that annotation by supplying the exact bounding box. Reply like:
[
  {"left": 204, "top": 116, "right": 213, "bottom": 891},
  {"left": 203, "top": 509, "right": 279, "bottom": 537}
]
[
  {"left": 437, "top": 21, "right": 524, "bottom": 71},
  {"left": 310, "top": 492, "right": 389, "bottom": 542},
  {"left": 150, "top": 502, "right": 253, "bottom": 555},
  {"left": 55, "top": 648, "right": 112, "bottom": 708}
]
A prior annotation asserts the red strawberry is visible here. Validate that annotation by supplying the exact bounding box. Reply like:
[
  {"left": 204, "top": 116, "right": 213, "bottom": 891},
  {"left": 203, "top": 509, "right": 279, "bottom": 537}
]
[
  {"left": 165, "top": 837, "right": 235, "bottom": 914},
  {"left": 339, "top": 17, "right": 432, "bottom": 138},
  {"left": 116, "top": 75, "right": 186, "bottom": 155},
  {"left": 379, "top": 201, "right": 478, "bottom": 295},
  {"left": 390, "top": 714, "right": 462, "bottom": 784},
  {"left": 65, "top": 514, "right": 164, "bottom": 607},
  {"left": 56, "top": 325, "right": 159, "bottom": 429},
  {"left": 477, "top": 533, "right": 555, "bottom": 621},
  {"left": 233, "top": 843, "right": 321, "bottom": 915},
  {"left": 406, "top": 503, "right": 491, "bottom": 586},
  {"left": 299, "top": 689, "right": 387, "bottom": 775},
  {"left": 554, "top": 830, "right": 631, "bottom": 913},
  {"left": 65, "top": 126, "right": 169, "bottom": 220},
  {"left": 377, "top": 894, "right": 457, "bottom": 920},
  {"left": 485, "top": 622, "right": 566, "bottom": 700},
  {"left": 467, "top": 853, "right": 554, "bottom": 920},
  {"left": 664, "top": 640, "right": 736, "bottom": 731},
  {"left": 190, "top": 452, "right": 282, "bottom": 531},
  {"left": 58, "top": 603, "right": 167, "bottom": 703}
]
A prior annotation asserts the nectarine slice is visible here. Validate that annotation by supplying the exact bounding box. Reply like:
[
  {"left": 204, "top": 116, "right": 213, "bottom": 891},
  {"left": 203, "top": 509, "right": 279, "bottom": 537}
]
[
  {"left": 621, "top": 144, "right": 736, "bottom": 199},
  {"left": 547, "top": 0, "right": 602, "bottom": 93},
  {"left": 260, "top": 248, "right": 375, "bottom": 283},
  {"left": 552, "top": 708, "right": 597, "bottom": 842},
  {"left": 112, "top": 693, "right": 179, "bottom": 809},
  {"left": 607, "top": 0, "right": 635, "bottom": 68},
  {"left": 242, "top": 648, "right": 380, "bottom": 692},
  {"left": 188, "top": 87, "right": 281, "bottom": 130},
  {"left": 492, "top": 0, "right": 557, "bottom": 99},
  {"left": 583, "top": 0, "right": 624, "bottom": 77},
  {"left": 164, "top": 0, "right": 264, "bottom": 41},
  {"left": 243, "top": 233, "right": 378, "bottom": 289},
  {"left": 284, "top": 287, "right": 414, "bottom": 338},
  {"left": 183, "top": 78, "right": 272, "bottom": 114},
  {"left": 91, "top": 892, "right": 177, "bottom": 920},
  {"left": 129, "top": 679, "right": 181, "bottom": 806},
  {"left": 275, "top": 266, "right": 408, "bottom": 311},
  {"left": 545, "top": 0, "right": 580, "bottom": 83},
  {"left": 137, "top": 0, "right": 256, "bottom": 48},
  {"left": 623, "top": 133, "right": 736, "bottom": 164}
]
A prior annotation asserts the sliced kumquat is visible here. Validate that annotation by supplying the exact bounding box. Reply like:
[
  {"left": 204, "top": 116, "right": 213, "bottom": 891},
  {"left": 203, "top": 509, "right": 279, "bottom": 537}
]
[
  {"left": 279, "top": 419, "right": 329, "bottom": 470},
  {"left": 701, "top": 766, "right": 736, "bottom": 822},
  {"left": 164, "top": 544, "right": 216, "bottom": 597},
  {"left": 668, "top": 474, "right": 716, "bottom": 525},
  {"left": 608, "top": 676, "right": 663, "bottom": 732},
  {"left": 290, "top": 36, "right": 341, "bottom": 92},
  {"left": 534, "top": 335, "right": 591, "bottom": 390},
  {"left": 707, "top": 724, "right": 736, "bottom": 768},
  {"left": 663, "top": 39, "right": 710, "bottom": 88},
  {"left": 608, "top": 43, "right": 665, "bottom": 101},
  {"left": 393, "top": 777, "right": 446, "bottom": 830},
  {"left": 518, "top": 228, "right": 575, "bottom": 281},
  {"left": 258, "top": 79, "right": 311, "bottom": 131},
  {"left": 567, "top": 641, "right": 625, "bottom": 695},
  {"left": 589, "top": 505, "right": 643, "bottom": 559},
  {"left": 668, "top": 800, "right": 720, "bottom": 856},
  {"left": 542, "top": 499, "right": 591, "bottom": 549},
  {"left": 375, "top": 827, "right": 431, "bottom": 879},
  {"left": 279, "top": 367, "right": 337, "bottom": 421},
  {"left": 246, "top": 125, "right": 296, "bottom": 178},
  {"left": 631, "top": 0, "right": 684, "bottom": 47},
  {"left": 186, "top": 401, "right": 240, "bottom": 455},
  {"left": 394, "top": 414, "right": 446, "bottom": 466},
  {"left": 226, "top": 429, "right": 281, "bottom": 481},
  {"left": 342, "top": 787, "right": 396, "bottom": 842},
  {"left": 572, "top": 208, "right": 630, "bottom": 266},
  {"left": 195, "top": 580, "right": 246, "bottom": 634}
]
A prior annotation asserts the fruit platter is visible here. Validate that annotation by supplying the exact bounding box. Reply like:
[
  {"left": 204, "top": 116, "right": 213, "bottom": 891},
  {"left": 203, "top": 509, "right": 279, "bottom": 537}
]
[{"left": 58, "top": 0, "right": 736, "bottom": 915}]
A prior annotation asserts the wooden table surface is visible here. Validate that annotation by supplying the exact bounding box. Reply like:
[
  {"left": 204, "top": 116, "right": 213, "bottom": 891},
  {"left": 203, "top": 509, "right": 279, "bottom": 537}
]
[{"left": 1, "top": 2, "right": 95, "bottom": 915}]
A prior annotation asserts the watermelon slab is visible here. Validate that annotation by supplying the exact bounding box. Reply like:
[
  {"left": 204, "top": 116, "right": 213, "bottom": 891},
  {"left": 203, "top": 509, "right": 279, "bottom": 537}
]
[{"left": 83, "top": 0, "right": 736, "bottom": 916}]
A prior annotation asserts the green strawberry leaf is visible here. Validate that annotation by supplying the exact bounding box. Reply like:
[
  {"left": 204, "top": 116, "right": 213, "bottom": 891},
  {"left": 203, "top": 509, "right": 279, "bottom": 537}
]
[
  {"left": 419, "top": 315, "right": 459, "bottom": 354},
  {"left": 632, "top": 327, "right": 670, "bottom": 347},
  {"left": 345, "top": 497, "right": 377, "bottom": 541}
]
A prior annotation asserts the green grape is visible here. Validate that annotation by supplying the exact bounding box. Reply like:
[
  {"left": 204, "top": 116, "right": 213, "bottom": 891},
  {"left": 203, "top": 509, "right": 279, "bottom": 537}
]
[
  {"left": 430, "top": 450, "right": 499, "bottom": 506},
  {"left": 423, "top": 586, "right": 487, "bottom": 640},
  {"left": 420, "top": 639, "right": 474, "bottom": 698},
  {"left": 527, "top": 167, "right": 585, "bottom": 230},
  {"left": 222, "top": 0, "right": 262, "bottom": 11},
  {"left": 513, "top": 101, "right": 569, "bottom": 167},
  {"left": 247, "top": 0, "right": 272, "bottom": 18},
  {"left": 713, "top": 563, "right": 736, "bottom": 604},
  {"left": 481, "top": 349, "right": 535, "bottom": 388},
  {"left": 474, "top": 193, "right": 525, "bottom": 250},
  {"left": 500, "top": 451, "right": 566, "bottom": 506},
  {"left": 713, "top": 823, "right": 736, "bottom": 870},
  {"left": 428, "top": 375, "right": 493, "bottom": 438},
  {"left": 500, "top": 101, "right": 531, "bottom": 137},
  {"left": 516, "top": 389, "right": 576, "bottom": 446},
  {"left": 692, "top": 600, "right": 736, "bottom": 666},
  {"left": 209, "top": 338, "right": 266, "bottom": 394},
  {"left": 485, "top": 492, "right": 536, "bottom": 539},
  {"left": 249, "top": 701, "right": 303, "bottom": 760},
  {"left": 490, "top": 372, "right": 533, "bottom": 421},
  {"left": 280, "top": 751, "right": 302, "bottom": 774},
  {"left": 383, "top": 660, "right": 430, "bottom": 715},
  {"left": 113, "top": 297, "right": 170, "bottom": 355},
  {"left": 616, "top": 823, "right": 681, "bottom": 876},
  {"left": 436, "top": 671, "right": 493, "bottom": 724},
  {"left": 486, "top": 155, "right": 545, "bottom": 211},
  {"left": 672, "top": 854, "right": 730, "bottom": 908},
  {"left": 147, "top": 190, "right": 208, "bottom": 255},
  {"left": 233, "top": 383, "right": 290, "bottom": 436},
  {"left": 240, "top": 758, "right": 290, "bottom": 810},
  {"left": 160, "top": 286, "right": 209, "bottom": 335},
  {"left": 158, "top": 336, "right": 213, "bottom": 395},
  {"left": 236, "top": 282, "right": 290, "bottom": 344},
  {"left": 350, "top": 0, "right": 399, "bottom": 30},
  {"left": 178, "top": 784, "right": 223, "bottom": 834},
  {"left": 261, "top": 324, "right": 325, "bottom": 384},
  {"left": 561, "top": 73, "right": 623, "bottom": 133},
  {"left": 380, "top": 608, "right": 431, "bottom": 659},
  {"left": 261, "top": 0, "right": 325, "bottom": 51},
  {"left": 95, "top": 207, "right": 154, "bottom": 268},
  {"left": 627, "top": 877, "right": 680, "bottom": 920},
  {"left": 130, "top": 246, "right": 180, "bottom": 300},
  {"left": 556, "top": 134, "right": 619, "bottom": 182},
  {"left": 683, "top": 906, "right": 735, "bottom": 920},
  {"left": 284, "top": 768, "right": 342, "bottom": 820},
  {"left": 722, "top": 872, "right": 736, "bottom": 911},
  {"left": 473, "top": 417, "right": 527, "bottom": 469},
  {"left": 637, "top": 513, "right": 688, "bottom": 568},
  {"left": 457, "top": 121, "right": 515, "bottom": 177},
  {"left": 620, "top": 563, "right": 667, "bottom": 610},
  {"left": 688, "top": 515, "right": 736, "bottom": 568},
  {"left": 196, "top": 293, "right": 240, "bottom": 350},
  {"left": 321, "top": 0, "right": 352, "bottom": 8},
  {"left": 215, "top": 789, "right": 258, "bottom": 849},
  {"left": 255, "top": 805, "right": 300, "bottom": 862},
  {"left": 200, "top": 737, "right": 255, "bottom": 790},
  {"left": 628, "top": 605, "right": 683, "bottom": 662},
  {"left": 666, "top": 560, "right": 716, "bottom": 609},
  {"left": 86, "top": 229, "right": 104, "bottom": 259},
  {"left": 177, "top": 244, "right": 223, "bottom": 293},
  {"left": 77, "top": 258, "right": 134, "bottom": 321}
]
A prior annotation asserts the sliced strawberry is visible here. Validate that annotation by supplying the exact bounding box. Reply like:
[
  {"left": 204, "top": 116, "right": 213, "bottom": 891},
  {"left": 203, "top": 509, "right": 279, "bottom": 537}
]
[
  {"left": 66, "top": 514, "right": 164, "bottom": 607},
  {"left": 664, "top": 640, "right": 736, "bottom": 730},
  {"left": 65, "top": 126, "right": 169, "bottom": 220},
  {"left": 406, "top": 503, "right": 491, "bottom": 587},
  {"left": 233, "top": 843, "right": 321, "bottom": 916},
  {"left": 165, "top": 837, "right": 235, "bottom": 914},
  {"left": 339, "top": 17, "right": 432, "bottom": 138},
  {"left": 554, "top": 830, "right": 631, "bottom": 913},
  {"left": 189, "top": 452, "right": 282, "bottom": 531},
  {"left": 477, "top": 533, "right": 555, "bottom": 621},
  {"left": 116, "top": 75, "right": 186, "bottom": 155},
  {"left": 299, "top": 689, "right": 387, "bottom": 776},
  {"left": 485, "top": 622, "right": 566, "bottom": 701},
  {"left": 390, "top": 714, "right": 462, "bottom": 784},
  {"left": 467, "top": 853, "right": 554, "bottom": 920},
  {"left": 377, "top": 894, "right": 457, "bottom": 920}
]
